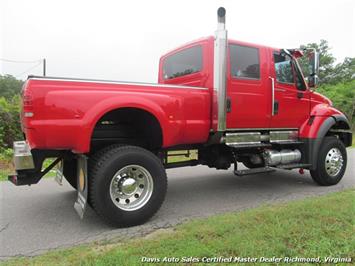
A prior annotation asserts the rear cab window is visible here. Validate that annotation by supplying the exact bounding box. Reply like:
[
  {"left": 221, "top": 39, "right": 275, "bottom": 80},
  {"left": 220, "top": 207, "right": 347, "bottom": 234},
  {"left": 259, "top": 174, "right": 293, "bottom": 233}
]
[{"left": 163, "top": 46, "right": 203, "bottom": 80}]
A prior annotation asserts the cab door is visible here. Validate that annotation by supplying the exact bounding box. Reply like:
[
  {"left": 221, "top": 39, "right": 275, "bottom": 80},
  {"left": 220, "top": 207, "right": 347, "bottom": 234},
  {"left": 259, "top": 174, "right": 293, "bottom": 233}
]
[
  {"left": 226, "top": 43, "right": 271, "bottom": 129},
  {"left": 269, "top": 50, "right": 310, "bottom": 128}
]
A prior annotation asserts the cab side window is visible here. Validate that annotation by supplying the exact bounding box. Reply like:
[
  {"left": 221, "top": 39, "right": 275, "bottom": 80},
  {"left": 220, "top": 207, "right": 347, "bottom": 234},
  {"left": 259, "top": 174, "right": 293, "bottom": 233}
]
[
  {"left": 274, "top": 53, "right": 294, "bottom": 84},
  {"left": 230, "top": 45, "right": 260, "bottom": 79},
  {"left": 163, "top": 46, "right": 202, "bottom": 80}
]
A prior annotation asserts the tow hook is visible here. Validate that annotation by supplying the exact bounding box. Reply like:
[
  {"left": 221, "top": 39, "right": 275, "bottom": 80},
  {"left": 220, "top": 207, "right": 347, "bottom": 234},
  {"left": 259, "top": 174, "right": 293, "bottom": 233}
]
[{"left": 299, "top": 168, "right": 304, "bottom": 175}]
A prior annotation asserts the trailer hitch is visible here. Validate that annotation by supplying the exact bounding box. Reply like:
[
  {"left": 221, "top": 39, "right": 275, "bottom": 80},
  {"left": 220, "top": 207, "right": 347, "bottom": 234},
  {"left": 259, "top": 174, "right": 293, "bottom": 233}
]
[{"left": 8, "top": 158, "right": 62, "bottom": 186}]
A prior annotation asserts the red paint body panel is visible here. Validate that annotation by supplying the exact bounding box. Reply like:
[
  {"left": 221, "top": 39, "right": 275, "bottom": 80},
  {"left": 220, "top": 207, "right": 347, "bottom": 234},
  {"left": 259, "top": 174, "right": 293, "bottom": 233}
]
[
  {"left": 21, "top": 37, "right": 347, "bottom": 153},
  {"left": 22, "top": 79, "right": 210, "bottom": 153}
]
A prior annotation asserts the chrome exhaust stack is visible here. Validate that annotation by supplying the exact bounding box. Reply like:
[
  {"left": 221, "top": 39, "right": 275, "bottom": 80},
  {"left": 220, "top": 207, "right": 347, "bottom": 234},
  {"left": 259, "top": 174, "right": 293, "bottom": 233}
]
[{"left": 213, "top": 7, "right": 228, "bottom": 132}]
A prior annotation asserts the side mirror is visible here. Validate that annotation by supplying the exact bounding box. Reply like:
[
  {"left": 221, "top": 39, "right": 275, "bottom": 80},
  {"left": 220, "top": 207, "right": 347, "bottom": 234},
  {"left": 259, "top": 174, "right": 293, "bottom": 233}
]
[{"left": 308, "top": 49, "right": 319, "bottom": 88}]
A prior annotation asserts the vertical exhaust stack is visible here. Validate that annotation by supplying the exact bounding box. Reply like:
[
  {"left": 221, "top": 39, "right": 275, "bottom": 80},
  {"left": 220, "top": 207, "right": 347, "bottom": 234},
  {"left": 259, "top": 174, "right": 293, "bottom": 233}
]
[{"left": 213, "top": 7, "right": 228, "bottom": 132}]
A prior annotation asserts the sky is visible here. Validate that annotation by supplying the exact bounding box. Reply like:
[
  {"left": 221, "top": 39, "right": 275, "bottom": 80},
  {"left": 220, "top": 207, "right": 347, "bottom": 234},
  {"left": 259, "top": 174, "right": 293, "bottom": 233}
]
[{"left": 1, "top": 0, "right": 354, "bottom": 82}]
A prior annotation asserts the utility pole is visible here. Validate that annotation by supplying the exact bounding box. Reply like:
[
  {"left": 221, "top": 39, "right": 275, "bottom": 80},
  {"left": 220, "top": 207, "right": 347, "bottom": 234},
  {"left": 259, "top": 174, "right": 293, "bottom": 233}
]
[{"left": 43, "top": 58, "right": 46, "bottom": 76}]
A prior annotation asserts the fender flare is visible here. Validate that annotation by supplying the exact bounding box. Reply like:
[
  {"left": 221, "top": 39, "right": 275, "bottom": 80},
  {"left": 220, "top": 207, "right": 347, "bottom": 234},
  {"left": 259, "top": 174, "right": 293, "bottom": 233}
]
[
  {"left": 317, "top": 114, "right": 350, "bottom": 138},
  {"left": 77, "top": 95, "right": 171, "bottom": 153},
  {"left": 308, "top": 114, "right": 351, "bottom": 170}
]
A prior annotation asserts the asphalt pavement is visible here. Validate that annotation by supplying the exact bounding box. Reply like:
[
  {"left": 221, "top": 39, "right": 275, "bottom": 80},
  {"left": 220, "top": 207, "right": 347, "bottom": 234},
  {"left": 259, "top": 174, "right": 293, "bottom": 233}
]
[{"left": 0, "top": 149, "right": 354, "bottom": 259}]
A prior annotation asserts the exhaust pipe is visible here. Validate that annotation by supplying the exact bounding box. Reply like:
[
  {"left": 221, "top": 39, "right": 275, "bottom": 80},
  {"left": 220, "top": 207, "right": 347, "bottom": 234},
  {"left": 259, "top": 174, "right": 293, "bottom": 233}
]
[{"left": 213, "top": 7, "right": 228, "bottom": 132}]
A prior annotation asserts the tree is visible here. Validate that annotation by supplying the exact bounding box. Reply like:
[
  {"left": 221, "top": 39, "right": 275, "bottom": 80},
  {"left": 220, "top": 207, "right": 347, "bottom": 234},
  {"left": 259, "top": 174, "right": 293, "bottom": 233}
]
[
  {"left": 330, "top": 57, "right": 355, "bottom": 84},
  {"left": 317, "top": 80, "right": 355, "bottom": 128},
  {"left": 297, "top": 40, "right": 354, "bottom": 128},
  {"left": 298, "top": 39, "right": 336, "bottom": 83},
  {"left": 0, "top": 75, "right": 24, "bottom": 100}
]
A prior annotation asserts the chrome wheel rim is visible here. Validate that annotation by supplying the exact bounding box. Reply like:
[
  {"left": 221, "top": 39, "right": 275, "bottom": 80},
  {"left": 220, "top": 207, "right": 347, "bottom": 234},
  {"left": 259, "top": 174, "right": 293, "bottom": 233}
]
[
  {"left": 109, "top": 165, "right": 153, "bottom": 211},
  {"left": 325, "top": 148, "right": 343, "bottom": 177}
]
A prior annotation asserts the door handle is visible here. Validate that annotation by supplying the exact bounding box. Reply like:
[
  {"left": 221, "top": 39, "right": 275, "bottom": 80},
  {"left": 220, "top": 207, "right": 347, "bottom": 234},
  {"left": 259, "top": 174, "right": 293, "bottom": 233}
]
[
  {"left": 226, "top": 96, "right": 231, "bottom": 113},
  {"left": 275, "top": 88, "right": 286, "bottom": 92}
]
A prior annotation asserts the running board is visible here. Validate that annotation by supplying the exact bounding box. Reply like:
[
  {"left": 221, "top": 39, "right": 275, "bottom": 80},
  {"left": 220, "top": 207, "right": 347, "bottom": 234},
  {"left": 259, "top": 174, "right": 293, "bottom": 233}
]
[{"left": 234, "top": 167, "right": 275, "bottom": 176}]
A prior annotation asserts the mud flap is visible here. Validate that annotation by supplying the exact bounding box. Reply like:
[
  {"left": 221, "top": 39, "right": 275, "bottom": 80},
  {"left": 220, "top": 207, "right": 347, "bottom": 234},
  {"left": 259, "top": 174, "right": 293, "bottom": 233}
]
[{"left": 74, "top": 155, "right": 88, "bottom": 219}]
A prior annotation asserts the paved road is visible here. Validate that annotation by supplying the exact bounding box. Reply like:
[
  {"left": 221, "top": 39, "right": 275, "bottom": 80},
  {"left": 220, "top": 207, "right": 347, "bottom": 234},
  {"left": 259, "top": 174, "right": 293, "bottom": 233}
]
[{"left": 1, "top": 149, "right": 354, "bottom": 259}]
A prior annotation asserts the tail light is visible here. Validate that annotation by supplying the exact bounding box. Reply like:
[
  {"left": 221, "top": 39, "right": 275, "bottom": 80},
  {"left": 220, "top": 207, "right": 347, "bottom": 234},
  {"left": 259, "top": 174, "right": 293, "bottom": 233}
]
[
  {"left": 22, "top": 88, "right": 34, "bottom": 118},
  {"left": 23, "top": 93, "right": 33, "bottom": 107}
]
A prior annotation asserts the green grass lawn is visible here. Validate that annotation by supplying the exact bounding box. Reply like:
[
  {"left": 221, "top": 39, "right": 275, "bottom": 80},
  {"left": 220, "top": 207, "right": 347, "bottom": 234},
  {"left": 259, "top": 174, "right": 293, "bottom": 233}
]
[{"left": 2, "top": 189, "right": 354, "bottom": 266}]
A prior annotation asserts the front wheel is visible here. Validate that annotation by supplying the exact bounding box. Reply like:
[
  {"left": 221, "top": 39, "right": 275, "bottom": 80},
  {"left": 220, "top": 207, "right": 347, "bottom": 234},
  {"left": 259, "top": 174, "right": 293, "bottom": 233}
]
[
  {"left": 89, "top": 145, "right": 167, "bottom": 227},
  {"left": 310, "top": 137, "right": 347, "bottom": 186}
]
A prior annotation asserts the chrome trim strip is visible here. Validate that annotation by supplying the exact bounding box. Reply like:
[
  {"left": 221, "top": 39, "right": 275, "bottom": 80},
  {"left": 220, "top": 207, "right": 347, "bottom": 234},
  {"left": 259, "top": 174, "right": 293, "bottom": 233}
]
[
  {"left": 270, "top": 130, "right": 298, "bottom": 143},
  {"left": 28, "top": 76, "right": 208, "bottom": 90},
  {"left": 225, "top": 132, "right": 261, "bottom": 145}
]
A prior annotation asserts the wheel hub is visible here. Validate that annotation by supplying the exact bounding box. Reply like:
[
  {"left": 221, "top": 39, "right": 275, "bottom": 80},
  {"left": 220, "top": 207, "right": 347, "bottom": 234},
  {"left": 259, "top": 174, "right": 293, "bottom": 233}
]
[
  {"left": 109, "top": 165, "right": 154, "bottom": 211},
  {"left": 120, "top": 178, "right": 137, "bottom": 195},
  {"left": 325, "top": 148, "right": 343, "bottom": 177}
]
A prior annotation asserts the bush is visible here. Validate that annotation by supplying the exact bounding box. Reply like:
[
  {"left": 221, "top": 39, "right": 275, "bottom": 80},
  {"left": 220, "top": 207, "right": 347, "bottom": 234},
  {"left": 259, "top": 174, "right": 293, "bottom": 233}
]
[{"left": 0, "top": 95, "right": 23, "bottom": 152}]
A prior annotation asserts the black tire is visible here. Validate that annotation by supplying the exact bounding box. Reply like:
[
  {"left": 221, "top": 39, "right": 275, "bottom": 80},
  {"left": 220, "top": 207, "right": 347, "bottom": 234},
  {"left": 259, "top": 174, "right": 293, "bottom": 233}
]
[
  {"left": 310, "top": 137, "right": 347, "bottom": 186},
  {"left": 89, "top": 145, "right": 167, "bottom": 227},
  {"left": 63, "top": 159, "right": 77, "bottom": 189}
]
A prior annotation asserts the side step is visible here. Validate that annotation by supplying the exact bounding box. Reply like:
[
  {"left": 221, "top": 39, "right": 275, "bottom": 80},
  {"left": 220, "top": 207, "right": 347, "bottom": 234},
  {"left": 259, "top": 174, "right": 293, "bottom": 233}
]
[{"left": 234, "top": 167, "right": 275, "bottom": 176}]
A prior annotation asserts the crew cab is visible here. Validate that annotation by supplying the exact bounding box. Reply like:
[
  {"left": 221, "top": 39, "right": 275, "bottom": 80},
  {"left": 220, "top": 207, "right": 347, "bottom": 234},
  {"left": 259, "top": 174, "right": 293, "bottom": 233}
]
[{"left": 9, "top": 8, "right": 352, "bottom": 227}]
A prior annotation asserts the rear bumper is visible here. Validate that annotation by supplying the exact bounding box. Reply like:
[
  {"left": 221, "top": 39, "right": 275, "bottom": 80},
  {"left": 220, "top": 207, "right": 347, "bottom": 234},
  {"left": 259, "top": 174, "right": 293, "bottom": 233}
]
[{"left": 8, "top": 141, "right": 64, "bottom": 186}]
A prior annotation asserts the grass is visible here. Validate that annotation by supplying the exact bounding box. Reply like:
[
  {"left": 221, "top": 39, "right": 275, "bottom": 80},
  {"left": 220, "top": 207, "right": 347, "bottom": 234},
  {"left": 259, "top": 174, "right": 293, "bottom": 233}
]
[{"left": 2, "top": 189, "right": 354, "bottom": 266}]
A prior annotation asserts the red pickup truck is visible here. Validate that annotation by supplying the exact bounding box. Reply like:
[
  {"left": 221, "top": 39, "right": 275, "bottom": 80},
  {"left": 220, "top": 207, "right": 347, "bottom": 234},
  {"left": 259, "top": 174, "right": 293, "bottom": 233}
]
[{"left": 10, "top": 8, "right": 352, "bottom": 227}]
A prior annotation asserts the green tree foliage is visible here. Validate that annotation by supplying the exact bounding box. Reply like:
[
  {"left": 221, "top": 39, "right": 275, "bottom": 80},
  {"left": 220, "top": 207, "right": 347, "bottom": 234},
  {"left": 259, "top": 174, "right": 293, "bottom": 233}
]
[
  {"left": 298, "top": 40, "right": 355, "bottom": 85},
  {"left": 0, "top": 75, "right": 24, "bottom": 100},
  {"left": 317, "top": 80, "right": 355, "bottom": 127},
  {"left": 0, "top": 95, "right": 23, "bottom": 150},
  {"left": 331, "top": 57, "right": 355, "bottom": 84},
  {"left": 298, "top": 39, "right": 336, "bottom": 83},
  {"left": 297, "top": 40, "right": 354, "bottom": 127}
]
